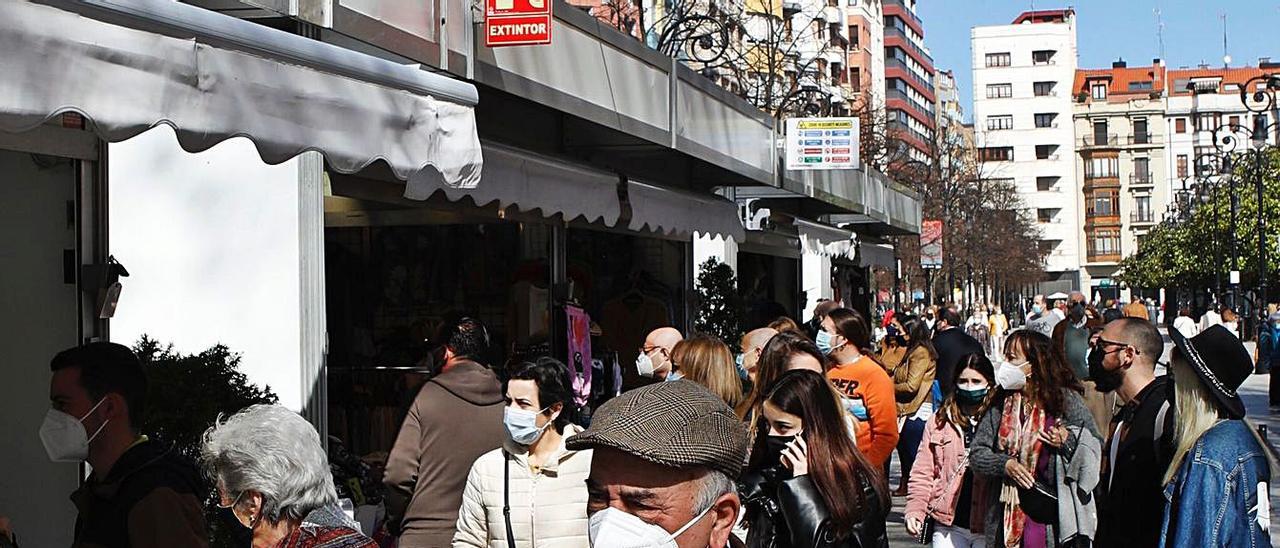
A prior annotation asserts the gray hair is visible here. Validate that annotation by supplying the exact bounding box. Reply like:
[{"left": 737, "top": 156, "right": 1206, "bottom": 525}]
[
  {"left": 201, "top": 404, "right": 337, "bottom": 522},
  {"left": 692, "top": 468, "right": 736, "bottom": 514}
]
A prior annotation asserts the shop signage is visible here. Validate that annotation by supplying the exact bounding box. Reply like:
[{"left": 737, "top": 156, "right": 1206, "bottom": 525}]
[
  {"left": 920, "top": 219, "right": 943, "bottom": 268},
  {"left": 784, "top": 117, "right": 860, "bottom": 171},
  {"left": 485, "top": 0, "right": 552, "bottom": 47}
]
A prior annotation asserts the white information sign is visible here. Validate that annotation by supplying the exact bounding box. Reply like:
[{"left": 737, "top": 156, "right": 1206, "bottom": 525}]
[{"left": 784, "top": 117, "right": 860, "bottom": 171}]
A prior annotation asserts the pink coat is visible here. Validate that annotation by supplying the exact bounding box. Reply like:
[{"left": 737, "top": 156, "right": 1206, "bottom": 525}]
[{"left": 903, "top": 417, "right": 987, "bottom": 531}]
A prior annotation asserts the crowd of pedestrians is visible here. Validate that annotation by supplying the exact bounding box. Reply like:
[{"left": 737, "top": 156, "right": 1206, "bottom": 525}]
[{"left": 3, "top": 296, "right": 1276, "bottom": 548}]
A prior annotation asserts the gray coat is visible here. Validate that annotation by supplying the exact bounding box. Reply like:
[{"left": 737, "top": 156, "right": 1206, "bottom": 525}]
[
  {"left": 1055, "top": 425, "right": 1100, "bottom": 544},
  {"left": 969, "top": 388, "right": 1102, "bottom": 547}
]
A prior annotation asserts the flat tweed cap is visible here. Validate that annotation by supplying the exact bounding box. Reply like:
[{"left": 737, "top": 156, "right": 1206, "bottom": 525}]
[{"left": 567, "top": 380, "right": 748, "bottom": 478}]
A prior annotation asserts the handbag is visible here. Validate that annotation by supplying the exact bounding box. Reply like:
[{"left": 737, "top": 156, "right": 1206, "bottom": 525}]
[{"left": 1017, "top": 471, "right": 1059, "bottom": 525}]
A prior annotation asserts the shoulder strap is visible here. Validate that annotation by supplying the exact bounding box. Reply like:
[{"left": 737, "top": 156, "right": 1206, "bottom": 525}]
[
  {"left": 1153, "top": 399, "right": 1173, "bottom": 458},
  {"left": 503, "top": 451, "right": 516, "bottom": 548}
]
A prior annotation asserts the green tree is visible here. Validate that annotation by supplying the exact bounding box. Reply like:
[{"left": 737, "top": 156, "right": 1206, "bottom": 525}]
[
  {"left": 694, "top": 257, "right": 742, "bottom": 343},
  {"left": 1120, "top": 149, "right": 1280, "bottom": 293},
  {"left": 133, "top": 336, "right": 278, "bottom": 548}
]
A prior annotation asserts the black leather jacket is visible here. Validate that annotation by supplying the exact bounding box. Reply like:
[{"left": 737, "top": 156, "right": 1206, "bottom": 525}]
[{"left": 739, "top": 466, "right": 888, "bottom": 548}]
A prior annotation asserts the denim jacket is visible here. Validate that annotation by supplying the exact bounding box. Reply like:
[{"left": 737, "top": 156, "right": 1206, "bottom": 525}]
[{"left": 1161, "top": 420, "right": 1272, "bottom": 548}]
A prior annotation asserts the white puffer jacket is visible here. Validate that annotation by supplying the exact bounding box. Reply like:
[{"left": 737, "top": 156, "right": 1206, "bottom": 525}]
[{"left": 452, "top": 424, "right": 592, "bottom": 548}]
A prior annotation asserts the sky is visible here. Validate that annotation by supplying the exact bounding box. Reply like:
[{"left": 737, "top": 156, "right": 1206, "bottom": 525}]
[{"left": 917, "top": 0, "right": 1280, "bottom": 122}]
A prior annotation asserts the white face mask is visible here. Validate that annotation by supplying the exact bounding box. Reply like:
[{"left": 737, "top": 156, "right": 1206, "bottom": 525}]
[
  {"left": 39, "top": 398, "right": 109, "bottom": 463},
  {"left": 996, "top": 360, "right": 1028, "bottom": 391},
  {"left": 504, "top": 405, "right": 552, "bottom": 446},
  {"left": 588, "top": 504, "right": 712, "bottom": 548},
  {"left": 636, "top": 352, "right": 656, "bottom": 378}
]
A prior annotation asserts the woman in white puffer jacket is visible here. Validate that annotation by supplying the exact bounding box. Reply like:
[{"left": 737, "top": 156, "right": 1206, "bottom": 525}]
[{"left": 453, "top": 358, "right": 592, "bottom": 548}]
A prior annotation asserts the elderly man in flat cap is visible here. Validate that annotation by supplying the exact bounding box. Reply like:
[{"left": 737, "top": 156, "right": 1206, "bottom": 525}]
[{"left": 567, "top": 380, "right": 748, "bottom": 548}]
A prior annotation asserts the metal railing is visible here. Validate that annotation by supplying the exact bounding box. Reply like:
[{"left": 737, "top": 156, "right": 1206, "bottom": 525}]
[
  {"left": 1130, "top": 212, "right": 1156, "bottom": 223},
  {"left": 885, "top": 58, "right": 934, "bottom": 90},
  {"left": 1080, "top": 134, "right": 1119, "bottom": 147},
  {"left": 1126, "top": 134, "right": 1161, "bottom": 146},
  {"left": 1129, "top": 173, "right": 1154, "bottom": 186},
  {"left": 883, "top": 26, "right": 934, "bottom": 65}
]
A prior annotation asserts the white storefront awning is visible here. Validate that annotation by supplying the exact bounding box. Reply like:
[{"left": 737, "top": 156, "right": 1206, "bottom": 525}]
[
  {"left": 1, "top": 0, "right": 482, "bottom": 187},
  {"left": 859, "top": 242, "right": 896, "bottom": 268},
  {"left": 795, "top": 218, "right": 855, "bottom": 259},
  {"left": 407, "top": 141, "right": 622, "bottom": 225},
  {"left": 628, "top": 181, "right": 746, "bottom": 241}
]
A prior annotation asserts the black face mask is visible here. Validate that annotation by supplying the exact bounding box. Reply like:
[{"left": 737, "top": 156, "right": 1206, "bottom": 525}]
[
  {"left": 759, "top": 435, "right": 796, "bottom": 469},
  {"left": 1088, "top": 342, "right": 1125, "bottom": 393}
]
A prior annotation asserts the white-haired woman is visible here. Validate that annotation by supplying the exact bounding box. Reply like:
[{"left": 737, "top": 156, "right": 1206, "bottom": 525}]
[{"left": 202, "top": 404, "right": 376, "bottom": 548}]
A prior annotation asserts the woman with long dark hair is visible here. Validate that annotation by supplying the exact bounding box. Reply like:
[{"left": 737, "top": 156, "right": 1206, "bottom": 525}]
[
  {"left": 970, "top": 330, "right": 1101, "bottom": 548},
  {"left": 740, "top": 370, "right": 890, "bottom": 548},
  {"left": 904, "top": 353, "right": 996, "bottom": 547},
  {"left": 877, "top": 314, "right": 937, "bottom": 495}
]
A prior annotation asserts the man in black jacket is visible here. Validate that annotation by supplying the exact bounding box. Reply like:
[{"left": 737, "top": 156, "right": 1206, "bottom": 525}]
[
  {"left": 931, "top": 307, "right": 984, "bottom": 396},
  {"left": 1090, "top": 318, "right": 1174, "bottom": 548},
  {"left": 49, "top": 342, "right": 208, "bottom": 548}
]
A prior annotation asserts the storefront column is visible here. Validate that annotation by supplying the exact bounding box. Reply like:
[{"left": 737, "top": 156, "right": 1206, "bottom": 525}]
[
  {"left": 298, "top": 151, "right": 327, "bottom": 440},
  {"left": 801, "top": 251, "right": 833, "bottom": 320}
]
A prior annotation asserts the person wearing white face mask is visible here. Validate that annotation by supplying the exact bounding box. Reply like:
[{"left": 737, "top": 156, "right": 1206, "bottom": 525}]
[
  {"left": 567, "top": 380, "right": 748, "bottom": 548},
  {"left": 970, "top": 330, "right": 1102, "bottom": 548},
  {"left": 454, "top": 358, "right": 593, "bottom": 548},
  {"left": 25, "top": 342, "right": 209, "bottom": 548},
  {"left": 636, "top": 327, "right": 683, "bottom": 382}
]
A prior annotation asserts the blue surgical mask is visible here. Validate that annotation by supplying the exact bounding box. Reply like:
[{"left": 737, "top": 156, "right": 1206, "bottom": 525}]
[
  {"left": 735, "top": 353, "right": 749, "bottom": 381},
  {"left": 504, "top": 406, "right": 552, "bottom": 446},
  {"left": 816, "top": 331, "right": 836, "bottom": 355},
  {"left": 666, "top": 370, "right": 684, "bottom": 382},
  {"left": 843, "top": 395, "right": 869, "bottom": 421}
]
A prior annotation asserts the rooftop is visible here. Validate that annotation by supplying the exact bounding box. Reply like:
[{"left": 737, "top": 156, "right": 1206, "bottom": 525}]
[
  {"left": 1167, "top": 66, "right": 1275, "bottom": 96},
  {"left": 1074, "top": 62, "right": 1166, "bottom": 99},
  {"left": 1012, "top": 8, "right": 1074, "bottom": 25}
]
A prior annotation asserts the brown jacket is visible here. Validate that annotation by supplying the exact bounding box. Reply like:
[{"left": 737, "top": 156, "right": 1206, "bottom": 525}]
[
  {"left": 1123, "top": 301, "right": 1150, "bottom": 319},
  {"left": 384, "top": 359, "right": 505, "bottom": 547},
  {"left": 879, "top": 345, "right": 936, "bottom": 417}
]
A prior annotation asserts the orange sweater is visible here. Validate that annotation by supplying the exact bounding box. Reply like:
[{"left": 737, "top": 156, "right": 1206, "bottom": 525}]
[{"left": 827, "top": 355, "right": 900, "bottom": 466}]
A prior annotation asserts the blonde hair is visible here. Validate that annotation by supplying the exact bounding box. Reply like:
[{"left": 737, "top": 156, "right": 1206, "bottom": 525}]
[
  {"left": 1164, "top": 355, "right": 1225, "bottom": 485},
  {"left": 672, "top": 335, "right": 744, "bottom": 408}
]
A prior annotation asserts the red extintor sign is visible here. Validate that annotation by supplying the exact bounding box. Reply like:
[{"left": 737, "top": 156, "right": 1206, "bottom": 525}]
[{"left": 485, "top": 0, "right": 552, "bottom": 47}]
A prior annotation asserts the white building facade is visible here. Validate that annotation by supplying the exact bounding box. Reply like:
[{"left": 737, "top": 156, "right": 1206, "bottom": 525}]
[{"left": 971, "top": 9, "right": 1081, "bottom": 294}]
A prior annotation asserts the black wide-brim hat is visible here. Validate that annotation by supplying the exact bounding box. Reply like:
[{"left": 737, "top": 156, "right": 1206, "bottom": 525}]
[{"left": 1169, "top": 324, "right": 1251, "bottom": 419}]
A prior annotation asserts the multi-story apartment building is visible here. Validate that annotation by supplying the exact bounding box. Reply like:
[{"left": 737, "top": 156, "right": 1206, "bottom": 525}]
[
  {"left": 741, "top": 0, "right": 853, "bottom": 116},
  {"left": 846, "top": 0, "right": 885, "bottom": 112},
  {"left": 884, "top": 0, "right": 936, "bottom": 161},
  {"left": 1072, "top": 60, "right": 1168, "bottom": 296},
  {"left": 1165, "top": 63, "right": 1280, "bottom": 213},
  {"left": 972, "top": 9, "right": 1080, "bottom": 293},
  {"left": 935, "top": 69, "right": 964, "bottom": 129}
]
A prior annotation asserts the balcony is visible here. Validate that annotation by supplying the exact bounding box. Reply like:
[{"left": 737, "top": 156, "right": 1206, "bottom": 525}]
[
  {"left": 1080, "top": 134, "right": 1120, "bottom": 148},
  {"left": 1087, "top": 253, "right": 1123, "bottom": 264},
  {"left": 1126, "top": 134, "right": 1161, "bottom": 146},
  {"left": 883, "top": 26, "right": 934, "bottom": 67},
  {"left": 1129, "top": 173, "right": 1154, "bottom": 187},
  {"left": 886, "top": 88, "right": 934, "bottom": 119},
  {"left": 1130, "top": 212, "right": 1156, "bottom": 224}
]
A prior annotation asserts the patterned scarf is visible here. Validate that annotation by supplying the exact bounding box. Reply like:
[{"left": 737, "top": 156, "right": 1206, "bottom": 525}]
[{"left": 996, "top": 392, "right": 1047, "bottom": 547}]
